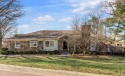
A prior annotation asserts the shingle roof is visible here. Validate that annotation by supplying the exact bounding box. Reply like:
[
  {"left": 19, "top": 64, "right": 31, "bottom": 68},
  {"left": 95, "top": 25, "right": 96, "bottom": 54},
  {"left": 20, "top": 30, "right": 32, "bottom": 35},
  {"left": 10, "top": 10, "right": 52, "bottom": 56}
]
[{"left": 8, "top": 30, "right": 76, "bottom": 39}]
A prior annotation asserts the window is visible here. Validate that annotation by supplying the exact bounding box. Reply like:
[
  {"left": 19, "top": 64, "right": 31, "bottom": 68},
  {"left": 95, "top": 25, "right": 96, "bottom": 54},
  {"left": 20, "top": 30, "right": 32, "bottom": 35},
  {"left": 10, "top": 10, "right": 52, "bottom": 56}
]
[
  {"left": 117, "top": 44, "right": 122, "bottom": 47},
  {"left": 50, "top": 41, "right": 54, "bottom": 47},
  {"left": 45, "top": 41, "right": 49, "bottom": 47},
  {"left": 45, "top": 41, "right": 54, "bottom": 47},
  {"left": 110, "top": 41, "right": 114, "bottom": 44},
  {"left": 15, "top": 41, "right": 20, "bottom": 48},
  {"left": 30, "top": 41, "right": 38, "bottom": 47}
]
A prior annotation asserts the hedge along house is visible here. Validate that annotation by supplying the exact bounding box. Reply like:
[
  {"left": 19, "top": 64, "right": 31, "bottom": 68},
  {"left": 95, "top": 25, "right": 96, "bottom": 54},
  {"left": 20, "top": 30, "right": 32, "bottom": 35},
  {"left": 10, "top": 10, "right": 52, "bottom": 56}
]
[{"left": 7, "top": 30, "right": 78, "bottom": 52}]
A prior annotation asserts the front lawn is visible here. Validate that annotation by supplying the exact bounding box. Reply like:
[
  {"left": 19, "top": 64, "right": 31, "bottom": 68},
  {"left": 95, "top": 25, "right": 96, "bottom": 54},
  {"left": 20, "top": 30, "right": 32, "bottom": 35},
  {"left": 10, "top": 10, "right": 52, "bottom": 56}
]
[{"left": 0, "top": 55, "right": 125, "bottom": 76}]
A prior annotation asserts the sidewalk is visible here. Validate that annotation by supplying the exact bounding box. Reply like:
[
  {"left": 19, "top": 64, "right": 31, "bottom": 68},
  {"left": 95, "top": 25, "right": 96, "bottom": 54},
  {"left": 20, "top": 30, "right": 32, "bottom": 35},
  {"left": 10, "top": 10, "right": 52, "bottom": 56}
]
[{"left": 0, "top": 64, "right": 112, "bottom": 76}]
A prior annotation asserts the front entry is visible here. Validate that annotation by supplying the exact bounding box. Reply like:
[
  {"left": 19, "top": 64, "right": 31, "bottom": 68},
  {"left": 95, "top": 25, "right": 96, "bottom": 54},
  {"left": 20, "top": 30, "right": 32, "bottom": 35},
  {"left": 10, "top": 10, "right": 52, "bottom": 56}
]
[
  {"left": 63, "top": 41, "right": 68, "bottom": 50},
  {"left": 61, "top": 41, "right": 70, "bottom": 55}
]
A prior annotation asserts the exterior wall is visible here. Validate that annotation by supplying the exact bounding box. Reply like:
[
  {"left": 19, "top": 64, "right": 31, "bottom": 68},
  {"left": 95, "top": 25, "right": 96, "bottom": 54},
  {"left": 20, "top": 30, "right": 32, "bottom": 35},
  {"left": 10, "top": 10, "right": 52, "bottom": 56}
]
[
  {"left": 20, "top": 41, "right": 30, "bottom": 51},
  {"left": 58, "top": 38, "right": 63, "bottom": 51},
  {"left": 8, "top": 40, "right": 59, "bottom": 51},
  {"left": 114, "top": 41, "right": 125, "bottom": 47},
  {"left": 43, "top": 40, "right": 58, "bottom": 51},
  {"left": 108, "top": 40, "right": 125, "bottom": 47},
  {"left": 8, "top": 41, "right": 43, "bottom": 51},
  {"left": 8, "top": 39, "right": 125, "bottom": 53},
  {"left": 8, "top": 41, "right": 15, "bottom": 51},
  {"left": 58, "top": 36, "right": 68, "bottom": 51},
  {"left": 38, "top": 41, "right": 43, "bottom": 50},
  {"left": 107, "top": 40, "right": 125, "bottom": 53},
  {"left": 109, "top": 46, "right": 125, "bottom": 53},
  {"left": 90, "top": 42, "right": 96, "bottom": 51}
]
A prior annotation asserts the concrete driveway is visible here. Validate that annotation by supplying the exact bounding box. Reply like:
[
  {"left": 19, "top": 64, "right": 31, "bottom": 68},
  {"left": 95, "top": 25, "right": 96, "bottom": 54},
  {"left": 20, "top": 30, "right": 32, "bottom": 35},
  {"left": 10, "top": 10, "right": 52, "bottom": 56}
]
[
  {"left": 0, "top": 70, "right": 42, "bottom": 76},
  {"left": 0, "top": 64, "right": 112, "bottom": 76}
]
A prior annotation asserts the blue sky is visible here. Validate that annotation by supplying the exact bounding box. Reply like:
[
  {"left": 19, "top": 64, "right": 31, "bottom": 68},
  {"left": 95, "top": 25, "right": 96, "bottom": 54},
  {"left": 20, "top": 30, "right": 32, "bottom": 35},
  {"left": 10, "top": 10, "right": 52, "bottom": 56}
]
[{"left": 17, "top": 0, "right": 112, "bottom": 34}]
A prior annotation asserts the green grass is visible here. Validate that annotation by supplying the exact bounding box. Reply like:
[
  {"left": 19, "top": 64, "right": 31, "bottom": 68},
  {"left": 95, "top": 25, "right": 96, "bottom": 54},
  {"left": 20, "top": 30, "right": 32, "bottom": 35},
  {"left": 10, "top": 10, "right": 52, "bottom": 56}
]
[{"left": 0, "top": 55, "right": 125, "bottom": 76}]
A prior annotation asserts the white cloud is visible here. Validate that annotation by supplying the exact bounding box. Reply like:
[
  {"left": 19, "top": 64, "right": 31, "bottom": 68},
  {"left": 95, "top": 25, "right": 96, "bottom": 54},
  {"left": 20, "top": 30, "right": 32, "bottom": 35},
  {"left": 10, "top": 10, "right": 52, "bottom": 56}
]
[
  {"left": 18, "top": 24, "right": 44, "bottom": 34},
  {"left": 66, "top": 25, "right": 72, "bottom": 30},
  {"left": 33, "top": 15, "right": 55, "bottom": 24},
  {"left": 72, "top": 0, "right": 102, "bottom": 14},
  {"left": 71, "top": 0, "right": 115, "bottom": 14},
  {"left": 18, "top": 24, "right": 30, "bottom": 33},
  {"left": 58, "top": 17, "right": 72, "bottom": 22},
  {"left": 18, "top": 24, "right": 30, "bottom": 30}
]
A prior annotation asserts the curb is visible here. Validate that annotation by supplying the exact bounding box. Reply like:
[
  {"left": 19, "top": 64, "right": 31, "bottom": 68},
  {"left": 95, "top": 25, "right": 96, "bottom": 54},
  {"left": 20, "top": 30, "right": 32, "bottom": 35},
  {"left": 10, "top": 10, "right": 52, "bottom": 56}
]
[{"left": 0, "top": 64, "right": 111, "bottom": 76}]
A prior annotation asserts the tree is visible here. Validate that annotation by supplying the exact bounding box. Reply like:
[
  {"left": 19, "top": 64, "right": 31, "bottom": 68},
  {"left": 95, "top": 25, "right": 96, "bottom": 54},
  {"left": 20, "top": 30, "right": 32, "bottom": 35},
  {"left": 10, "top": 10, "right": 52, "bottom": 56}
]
[
  {"left": 70, "top": 12, "right": 109, "bottom": 55},
  {"left": 0, "top": 0, "right": 23, "bottom": 48},
  {"left": 88, "top": 12, "right": 108, "bottom": 52},
  {"left": 67, "top": 16, "right": 81, "bottom": 55},
  {"left": 70, "top": 16, "right": 92, "bottom": 55},
  {"left": 103, "top": 0, "right": 125, "bottom": 40},
  {"left": 80, "top": 24, "right": 91, "bottom": 55}
]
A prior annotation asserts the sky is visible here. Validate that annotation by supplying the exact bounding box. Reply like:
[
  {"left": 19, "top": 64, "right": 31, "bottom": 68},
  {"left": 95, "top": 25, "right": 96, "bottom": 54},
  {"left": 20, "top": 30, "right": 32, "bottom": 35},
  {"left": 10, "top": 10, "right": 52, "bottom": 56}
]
[{"left": 17, "top": 0, "right": 112, "bottom": 34}]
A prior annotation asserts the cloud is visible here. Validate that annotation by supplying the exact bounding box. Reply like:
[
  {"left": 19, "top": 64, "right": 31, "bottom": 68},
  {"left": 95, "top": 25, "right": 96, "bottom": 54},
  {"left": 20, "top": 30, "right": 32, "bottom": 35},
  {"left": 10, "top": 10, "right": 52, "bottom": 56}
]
[
  {"left": 72, "top": 0, "right": 102, "bottom": 14},
  {"left": 66, "top": 25, "right": 72, "bottom": 30},
  {"left": 33, "top": 15, "right": 55, "bottom": 24},
  {"left": 18, "top": 24, "right": 44, "bottom": 34},
  {"left": 18, "top": 24, "right": 30, "bottom": 33},
  {"left": 71, "top": 0, "right": 114, "bottom": 14},
  {"left": 58, "top": 17, "right": 72, "bottom": 22},
  {"left": 18, "top": 24, "right": 30, "bottom": 30}
]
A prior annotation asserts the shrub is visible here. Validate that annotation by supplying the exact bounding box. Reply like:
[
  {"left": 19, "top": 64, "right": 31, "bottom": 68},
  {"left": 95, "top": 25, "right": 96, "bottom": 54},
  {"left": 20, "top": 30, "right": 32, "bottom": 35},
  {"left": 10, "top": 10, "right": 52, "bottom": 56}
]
[
  {"left": 89, "top": 51, "right": 97, "bottom": 55},
  {"left": 0, "top": 49, "right": 2, "bottom": 53},
  {"left": 1, "top": 48, "right": 8, "bottom": 51},
  {"left": 0, "top": 49, "right": 9, "bottom": 55},
  {"left": 53, "top": 50, "right": 60, "bottom": 54},
  {"left": 13, "top": 51, "right": 19, "bottom": 55},
  {"left": 37, "top": 51, "right": 43, "bottom": 54},
  {"left": 0, "top": 48, "right": 9, "bottom": 54}
]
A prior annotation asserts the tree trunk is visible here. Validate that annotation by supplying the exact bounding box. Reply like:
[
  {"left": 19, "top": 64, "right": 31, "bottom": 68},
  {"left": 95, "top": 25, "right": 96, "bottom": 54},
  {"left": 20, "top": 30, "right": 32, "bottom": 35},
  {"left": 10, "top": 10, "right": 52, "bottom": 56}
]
[
  {"left": 82, "top": 48, "right": 86, "bottom": 55},
  {"left": 0, "top": 38, "right": 2, "bottom": 49}
]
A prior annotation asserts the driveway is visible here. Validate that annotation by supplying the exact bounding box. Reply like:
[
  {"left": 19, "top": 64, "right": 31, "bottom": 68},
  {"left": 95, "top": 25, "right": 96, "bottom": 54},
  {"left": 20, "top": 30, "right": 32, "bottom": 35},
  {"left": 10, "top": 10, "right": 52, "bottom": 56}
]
[
  {"left": 0, "top": 70, "right": 42, "bottom": 76},
  {"left": 0, "top": 64, "right": 112, "bottom": 76}
]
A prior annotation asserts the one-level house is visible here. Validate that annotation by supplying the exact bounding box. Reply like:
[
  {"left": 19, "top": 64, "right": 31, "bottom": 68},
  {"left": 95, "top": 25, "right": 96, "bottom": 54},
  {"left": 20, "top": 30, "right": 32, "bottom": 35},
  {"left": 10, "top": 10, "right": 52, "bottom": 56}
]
[
  {"left": 7, "top": 29, "right": 125, "bottom": 54},
  {"left": 7, "top": 30, "right": 79, "bottom": 52}
]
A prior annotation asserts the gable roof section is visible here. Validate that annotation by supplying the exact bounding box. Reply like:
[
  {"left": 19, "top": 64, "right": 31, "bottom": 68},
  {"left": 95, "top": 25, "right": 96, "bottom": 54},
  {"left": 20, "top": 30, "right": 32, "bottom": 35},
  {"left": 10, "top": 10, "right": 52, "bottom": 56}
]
[{"left": 8, "top": 30, "right": 77, "bottom": 39}]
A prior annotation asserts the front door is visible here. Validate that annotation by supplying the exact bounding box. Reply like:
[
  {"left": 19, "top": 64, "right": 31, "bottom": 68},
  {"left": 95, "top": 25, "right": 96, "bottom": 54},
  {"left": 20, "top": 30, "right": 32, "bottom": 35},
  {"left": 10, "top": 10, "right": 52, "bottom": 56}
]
[{"left": 63, "top": 41, "right": 68, "bottom": 50}]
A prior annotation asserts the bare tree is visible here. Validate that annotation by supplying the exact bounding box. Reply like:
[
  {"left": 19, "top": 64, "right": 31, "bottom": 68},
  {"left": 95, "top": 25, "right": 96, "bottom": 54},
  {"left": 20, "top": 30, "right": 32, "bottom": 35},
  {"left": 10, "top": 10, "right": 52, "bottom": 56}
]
[
  {"left": 66, "top": 16, "right": 81, "bottom": 55},
  {"left": 0, "top": 0, "right": 23, "bottom": 48},
  {"left": 69, "top": 15, "right": 92, "bottom": 55},
  {"left": 71, "top": 16, "right": 81, "bottom": 31},
  {"left": 70, "top": 12, "right": 109, "bottom": 55},
  {"left": 88, "top": 12, "right": 103, "bottom": 51},
  {"left": 80, "top": 24, "right": 91, "bottom": 55}
]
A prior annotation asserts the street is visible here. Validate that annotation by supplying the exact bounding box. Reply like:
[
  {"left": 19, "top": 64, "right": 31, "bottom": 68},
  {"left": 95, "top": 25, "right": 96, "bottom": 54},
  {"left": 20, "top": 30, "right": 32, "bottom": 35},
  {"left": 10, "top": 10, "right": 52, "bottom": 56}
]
[{"left": 0, "top": 70, "right": 43, "bottom": 76}]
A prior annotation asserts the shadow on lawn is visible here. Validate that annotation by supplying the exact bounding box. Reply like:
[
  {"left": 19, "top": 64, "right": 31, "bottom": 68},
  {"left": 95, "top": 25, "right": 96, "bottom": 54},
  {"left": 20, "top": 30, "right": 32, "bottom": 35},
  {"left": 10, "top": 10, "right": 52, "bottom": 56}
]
[
  {"left": 2, "top": 54, "right": 125, "bottom": 63},
  {"left": 70, "top": 55, "right": 125, "bottom": 62},
  {"left": 13, "top": 56, "right": 122, "bottom": 71},
  {"left": 0, "top": 54, "right": 32, "bottom": 60}
]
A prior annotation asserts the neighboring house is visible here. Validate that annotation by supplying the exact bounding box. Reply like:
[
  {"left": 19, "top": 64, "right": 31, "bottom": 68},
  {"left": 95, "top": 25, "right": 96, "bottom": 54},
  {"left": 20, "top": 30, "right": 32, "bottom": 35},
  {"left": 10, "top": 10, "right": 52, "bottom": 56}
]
[
  {"left": 113, "top": 40, "right": 125, "bottom": 47},
  {"left": 108, "top": 39, "right": 125, "bottom": 48},
  {"left": 108, "top": 39, "right": 125, "bottom": 53},
  {"left": 7, "top": 30, "right": 78, "bottom": 52}
]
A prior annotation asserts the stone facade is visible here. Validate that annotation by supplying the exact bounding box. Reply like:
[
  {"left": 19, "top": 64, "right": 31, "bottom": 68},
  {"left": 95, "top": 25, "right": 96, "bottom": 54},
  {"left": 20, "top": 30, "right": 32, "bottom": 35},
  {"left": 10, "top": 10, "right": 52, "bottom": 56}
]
[{"left": 8, "top": 41, "right": 44, "bottom": 51}]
